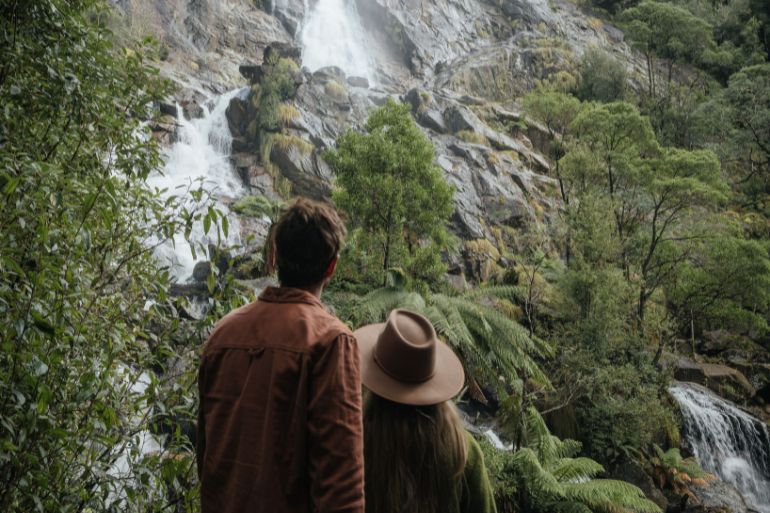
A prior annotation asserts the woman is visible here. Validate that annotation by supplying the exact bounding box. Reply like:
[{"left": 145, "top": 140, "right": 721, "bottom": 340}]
[{"left": 354, "top": 309, "right": 497, "bottom": 513}]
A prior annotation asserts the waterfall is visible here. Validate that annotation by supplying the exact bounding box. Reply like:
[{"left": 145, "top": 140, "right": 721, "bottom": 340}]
[
  {"left": 670, "top": 382, "right": 770, "bottom": 513},
  {"left": 299, "top": 0, "right": 373, "bottom": 81},
  {"left": 147, "top": 89, "right": 246, "bottom": 281}
]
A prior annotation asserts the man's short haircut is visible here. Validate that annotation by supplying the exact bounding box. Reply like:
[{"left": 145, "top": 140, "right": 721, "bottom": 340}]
[{"left": 269, "top": 198, "right": 346, "bottom": 288}]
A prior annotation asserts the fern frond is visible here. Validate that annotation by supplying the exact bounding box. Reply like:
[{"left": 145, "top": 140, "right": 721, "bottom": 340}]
[
  {"left": 552, "top": 457, "right": 605, "bottom": 482},
  {"left": 510, "top": 447, "right": 565, "bottom": 500},
  {"left": 563, "top": 480, "right": 662, "bottom": 513}
]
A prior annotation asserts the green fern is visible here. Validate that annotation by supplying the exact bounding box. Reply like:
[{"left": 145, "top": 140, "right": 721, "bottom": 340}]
[
  {"left": 328, "top": 273, "right": 553, "bottom": 392},
  {"left": 482, "top": 408, "right": 662, "bottom": 513}
]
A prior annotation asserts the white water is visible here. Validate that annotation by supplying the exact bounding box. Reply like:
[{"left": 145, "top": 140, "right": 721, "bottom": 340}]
[
  {"left": 670, "top": 382, "right": 770, "bottom": 513},
  {"left": 148, "top": 89, "right": 246, "bottom": 281},
  {"left": 484, "top": 428, "right": 513, "bottom": 450},
  {"left": 300, "top": 0, "right": 373, "bottom": 81}
]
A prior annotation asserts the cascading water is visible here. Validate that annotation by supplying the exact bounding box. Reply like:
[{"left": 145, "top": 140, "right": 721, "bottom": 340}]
[
  {"left": 670, "top": 382, "right": 770, "bottom": 512},
  {"left": 147, "top": 89, "right": 246, "bottom": 281},
  {"left": 299, "top": 0, "right": 373, "bottom": 81}
]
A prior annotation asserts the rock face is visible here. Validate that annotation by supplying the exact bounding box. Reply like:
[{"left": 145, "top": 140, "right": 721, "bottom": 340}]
[
  {"left": 124, "top": 0, "right": 640, "bottom": 285},
  {"left": 674, "top": 357, "right": 756, "bottom": 401},
  {"left": 684, "top": 480, "right": 750, "bottom": 513}
]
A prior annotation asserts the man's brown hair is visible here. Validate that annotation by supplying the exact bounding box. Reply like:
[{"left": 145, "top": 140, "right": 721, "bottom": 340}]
[{"left": 268, "top": 198, "right": 346, "bottom": 288}]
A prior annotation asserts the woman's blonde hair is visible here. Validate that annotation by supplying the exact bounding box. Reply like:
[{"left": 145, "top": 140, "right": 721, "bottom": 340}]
[{"left": 363, "top": 392, "right": 468, "bottom": 513}]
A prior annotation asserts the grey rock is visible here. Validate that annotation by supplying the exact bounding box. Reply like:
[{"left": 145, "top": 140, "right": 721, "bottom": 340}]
[
  {"left": 418, "top": 109, "right": 448, "bottom": 134},
  {"left": 159, "top": 101, "right": 177, "bottom": 117},
  {"left": 270, "top": 143, "right": 330, "bottom": 200},
  {"left": 192, "top": 261, "right": 211, "bottom": 283},
  {"left": 609, "top": 457, "right": 668, "bottom": 511},
  {"left": 347, "top": 76, "right": 370, "bottom": 88},
  {"left": 238, "top": 63, "right": 263, "bottom": 83},
  {"left": 684, "top": 479, "right": 749, "bottom": 513}
]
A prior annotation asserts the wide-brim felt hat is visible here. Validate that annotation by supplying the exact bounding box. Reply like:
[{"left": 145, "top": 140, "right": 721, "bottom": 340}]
[{"left": 354, "top": 309, "right": 465, "bottom": 406}]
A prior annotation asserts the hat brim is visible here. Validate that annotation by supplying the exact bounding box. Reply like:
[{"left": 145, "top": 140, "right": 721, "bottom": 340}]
[{"left": 354, "top": 322, "right": 465, "bottom": 406}]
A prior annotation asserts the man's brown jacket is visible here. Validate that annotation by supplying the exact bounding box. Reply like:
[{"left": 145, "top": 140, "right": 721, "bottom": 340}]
[{"left": 196, "top": 286, "right": 364, "bottom": 513}]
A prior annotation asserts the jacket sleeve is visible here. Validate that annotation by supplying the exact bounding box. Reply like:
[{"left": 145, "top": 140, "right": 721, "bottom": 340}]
[
  {"left": 307, "top": 332, "right": 365, "bottom": 513},
  {"left": 462, "top": 435, "right": 498, "bottom": 513}
]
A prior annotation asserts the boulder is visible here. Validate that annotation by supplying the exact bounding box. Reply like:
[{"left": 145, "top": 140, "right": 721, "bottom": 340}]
[
  {"left": 159, "top": 101, "right": 177, "bottom": 117},
  {"left": 683, "top": 479, "right": 749, "bottom": 513},
  {"left": 181, "top": 100, "right": 204, "bottom": 120},
  {"left": 238, "top": 63, "right": 263, "bottom": 83},
  {"left": 270, "top": 143, "right": 330, "bottom": 200},
  {"left": 609, "top": 457, "right": 668, "bottom": 511},
  {"left": 674, "top": 357, "right": 755, "bottom": 400},
  {"left": 346, "top": 76, "right": 370, "bottom": 88},
  {"left": 192, "top": 261, "right": 211, "bottom": 283},
  {"left": 419, "top": 109, "right": 448, "bottom": 134}
]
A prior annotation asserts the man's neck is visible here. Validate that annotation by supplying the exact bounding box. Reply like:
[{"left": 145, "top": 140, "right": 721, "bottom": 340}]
[{"left": 284, "top": 283, "right": 324, "bottom": 299}]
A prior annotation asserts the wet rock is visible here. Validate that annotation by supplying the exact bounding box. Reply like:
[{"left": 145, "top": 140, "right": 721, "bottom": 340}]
[
  {"left": 182, "top": 100, "right": 204, "bottom": 120},
  {"left": 347, "top": 76, "right": 370, "bottom": 88},
  {"left": 159, "top": 101, "right": 177, "bottom": 117},
  {"left": 231, "top": 136, "right": 252, "bottom": 153},
  {"left": 675, "top": 357, "right": 755, "bottom": 400},
  {"left": 226, "top": 96, "right": 248, "bottom": 137},
  {"left": 238, "top": 63, "right": 263, "bottom": 83},
  {"left": 683, "top": 479, "right": 749, "bottom": 513},
  {"left": 192, "top": 261, "right": 211, "bottom": 282},
  {"left": 263, "top": 41, "right": 302, "bottom": 62}
]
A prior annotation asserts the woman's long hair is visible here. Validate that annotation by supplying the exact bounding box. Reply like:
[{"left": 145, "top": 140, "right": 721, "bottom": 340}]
[{"left": 363, "top": 393, "right": 468, "bottom": 513}]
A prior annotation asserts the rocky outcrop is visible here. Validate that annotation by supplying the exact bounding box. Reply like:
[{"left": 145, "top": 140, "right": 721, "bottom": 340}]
[
  {"left": 683, "top": 480, "right": 749, "bottom": 513},
  {"left": 674, "top": 357, "right": 756, "bottom": 401}
]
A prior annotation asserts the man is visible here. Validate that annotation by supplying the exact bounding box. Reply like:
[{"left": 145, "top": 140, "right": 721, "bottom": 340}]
[{"left": 196, "top": 198, "right": 363, "bottom": 513}]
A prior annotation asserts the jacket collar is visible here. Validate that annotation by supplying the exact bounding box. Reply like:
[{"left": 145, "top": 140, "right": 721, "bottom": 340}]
[{"left": 259, "top": 286, "right": 324, "bottom": 308}]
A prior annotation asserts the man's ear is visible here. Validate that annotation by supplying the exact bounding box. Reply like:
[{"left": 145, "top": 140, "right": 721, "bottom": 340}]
[{"left": 324, "top": 256, "right": 338, "bottom": 279}]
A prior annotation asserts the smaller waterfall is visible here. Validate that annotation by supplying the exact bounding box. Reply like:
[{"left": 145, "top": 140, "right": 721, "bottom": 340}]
[
  {"left": 300, "top": 0, "right": 373, "bottom": 81},
  {"left": 670, "top": 382, "right": 770, "bottom": 513},
  {"left": 148, "top": 89, "right": 246, "bottom": 281}
]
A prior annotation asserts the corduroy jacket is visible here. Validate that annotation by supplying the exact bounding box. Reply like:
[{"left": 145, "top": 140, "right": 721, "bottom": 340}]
[{"left": 196, "top": 286, "right": 364, "bottom": 513}]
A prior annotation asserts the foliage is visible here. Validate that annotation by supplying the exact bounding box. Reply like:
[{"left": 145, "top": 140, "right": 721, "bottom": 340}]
[
  {"left": 574, "top": 362, "right": 675, "bottom": 463},
  {"left": 666, "top": 232, "right": 770, "bottom": 335},
  {"left": 648, "top": 446, "right": 714, "bottom": 497},
  {"left": 482, "top": 408, "right": 661, "bottom": 513},
  {"left": 621, "top": 2, "right": 715, "bottom": 94},
  {"left": 326, "top": 99, "right": 454, "bottom": 287},
  {"left": 231, "top": 194, "right": 284, "bottom": 220},
  {"left": 329, "top": 270, "right": 553, "bottom": 395},
  {"left": 0, "top": 1, "right": 234, "bottom": 511},
  {"left": 715, "top": 64, "right": 770, "bottom": 201},
  {"left": 575, "top": 48, "right": 628, "bottom": 103},
  {"left": 522, "top": 86, "right": 585, "bottom": 204}
]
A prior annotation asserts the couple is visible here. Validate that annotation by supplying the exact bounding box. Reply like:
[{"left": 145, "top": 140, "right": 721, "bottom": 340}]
[{"left": 196, "top": 198, "right": 496, "bottom": 513}]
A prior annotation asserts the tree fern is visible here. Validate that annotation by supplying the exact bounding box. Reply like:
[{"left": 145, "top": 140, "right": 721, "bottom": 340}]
[
  {"left": 328, "top": 272, "right": 554, "bottom": 392},
  {"left": 484, "top": 408, "right": 662, "bottom": 513}
]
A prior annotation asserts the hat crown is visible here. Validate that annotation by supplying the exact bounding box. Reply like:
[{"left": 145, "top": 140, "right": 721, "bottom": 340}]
[{"left": 374, "top": 309, "right": 437, "bottom": 383}]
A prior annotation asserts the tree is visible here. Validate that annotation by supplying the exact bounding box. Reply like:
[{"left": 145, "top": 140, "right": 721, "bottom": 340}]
[
  {"left": 634, "top": 148, "right": 727, "bottom": 321},
  {"left": 621, "top": 1, "right": 715, "bottom": 95},
  {"left": 326, "top": 99, "right": 454, "bottom": 287},
  {"left": 522, "top": 87, "right": 584, "bottom": 205},
  {"left": 718, "top": 64, "right": 770, "bottom": 200},
  {"left": 667, "top": 233, "right": 770, "bottom": 336},
  {"left": 575, "top": 48, "right": 628, "bottom": 104},
  {"left": 563, "top": 103, "right": 728, "bottom": 322},
  {"left": 566, "top": 102, "right": 658, "bottom": 278},
  {"left": 0, "top": 2, "right": 210, "bottom": 511}
]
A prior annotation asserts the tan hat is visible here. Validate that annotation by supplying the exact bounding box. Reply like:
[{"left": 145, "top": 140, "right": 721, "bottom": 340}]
[{"left": 354, "top": 309, "right": 465, "bottom": 406}]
